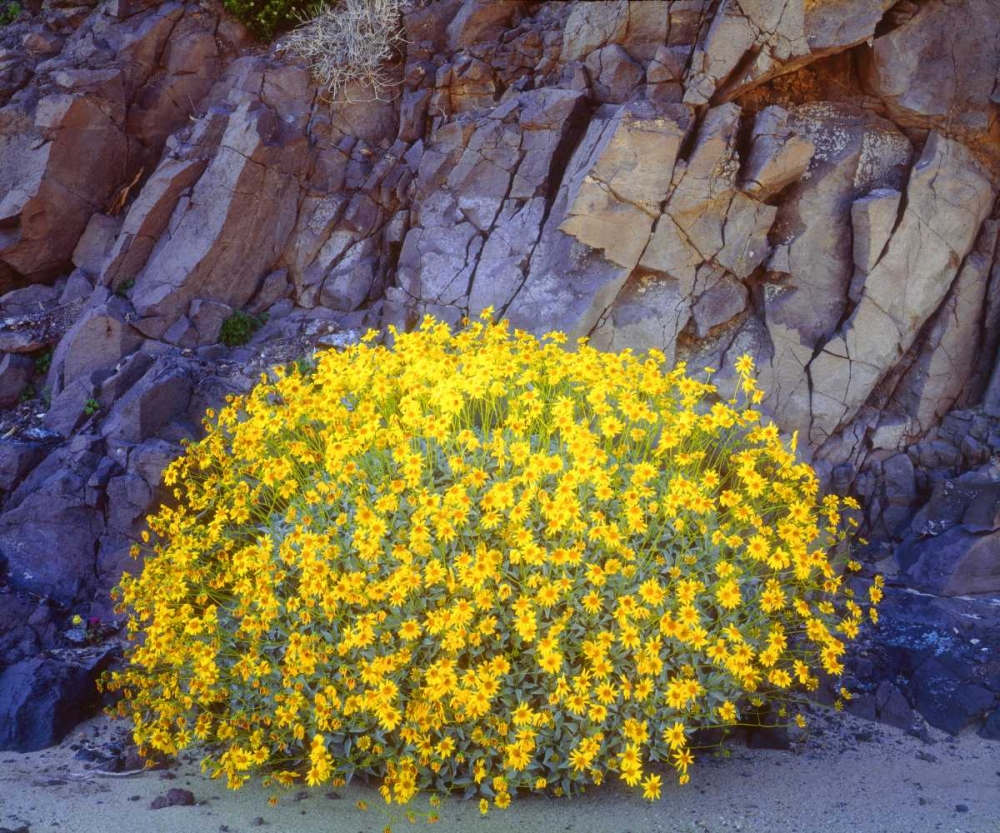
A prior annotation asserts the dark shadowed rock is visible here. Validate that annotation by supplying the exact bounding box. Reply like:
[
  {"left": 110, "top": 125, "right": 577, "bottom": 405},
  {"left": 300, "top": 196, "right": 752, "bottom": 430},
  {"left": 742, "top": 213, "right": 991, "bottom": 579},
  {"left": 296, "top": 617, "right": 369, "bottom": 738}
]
[
  {"left": 43, "top": 376, "right": 97, "bottom": 438},
  {"left": 0, "top": 596, "right": 55, "bottom": 667},
  {"left": 0, "top": 649, "right": 115, "bottom": 752},
  {"left": 856, "top": 586, "right": 1000, "bottom": 733},
  {"left": 897, "top": 526, "right": 1000, "bottom": 597},
  {"left": 106, "top": 473, "right": 153, "bottom": 533},
  {"left": 910, "top": 657, "right": 995, "bottom": 735},
  {"left": 0, "top": 353, "right": 34, "bottom": 408},
  {"left": 908, "top": 478, "right": 1000, "bottom": 538},
  {"left": 0, "top": 441, "right": 45, "bottom": 492},
  {"left": 0, "top": 442, "right": 104, "bottom": 602},
  {"left": 981, "top": 706, "right": 1000, "bottom": 740},
  {"left": 874, "top": 680, "right": 915, "bottom": 731},
  {"left": 963, "top": 482, "right": 1000, "bottom": 534}
]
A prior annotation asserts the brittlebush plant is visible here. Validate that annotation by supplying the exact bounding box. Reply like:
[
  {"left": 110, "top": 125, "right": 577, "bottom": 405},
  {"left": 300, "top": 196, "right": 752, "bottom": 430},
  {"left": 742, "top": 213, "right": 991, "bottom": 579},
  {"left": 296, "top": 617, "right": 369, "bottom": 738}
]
[{"left": 106, "top": 311, "right": 881, "bottom": 810}]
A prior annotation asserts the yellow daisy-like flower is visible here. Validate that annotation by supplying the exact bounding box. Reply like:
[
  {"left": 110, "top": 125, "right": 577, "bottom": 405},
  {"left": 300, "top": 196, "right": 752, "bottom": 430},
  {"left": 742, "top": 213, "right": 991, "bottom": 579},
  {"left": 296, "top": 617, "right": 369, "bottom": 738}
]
[{"left": 109, "top": 312, "right": 871, "bottom": 812}]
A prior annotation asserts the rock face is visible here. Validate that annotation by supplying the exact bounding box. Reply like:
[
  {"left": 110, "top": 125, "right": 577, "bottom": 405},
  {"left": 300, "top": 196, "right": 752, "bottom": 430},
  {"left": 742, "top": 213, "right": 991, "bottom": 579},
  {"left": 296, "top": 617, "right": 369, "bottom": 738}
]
[
  {"left": 0, "top": 0, "right": 999, "bottom": 746},
  {"left": 0, "top": 1, "right": 249, "bottom": 287}
]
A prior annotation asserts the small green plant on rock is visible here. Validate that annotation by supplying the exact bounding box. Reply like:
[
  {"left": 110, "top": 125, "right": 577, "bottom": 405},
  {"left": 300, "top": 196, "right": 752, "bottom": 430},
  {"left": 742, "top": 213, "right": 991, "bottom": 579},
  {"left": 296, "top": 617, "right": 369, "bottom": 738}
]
[
  {"left": 33, "top": 349, "right": 52, "bottom": 375},
  {"left": 220, "top": 310, "right": 267, "bottom": 347},
  {"left": 114, "top": 278, "right": 135, "bottom": 298},
  {"left": 223, "top": 0, "right": 320, "bottom": 41},
  {"left": 290, "top": 353, "right": 318, "bottom": 378},
  {"left": 0, "top": 1, "right": 21, "bottom": 26},
  {"left": 84, "top": 398, "right": 100, "bottom": 417}
]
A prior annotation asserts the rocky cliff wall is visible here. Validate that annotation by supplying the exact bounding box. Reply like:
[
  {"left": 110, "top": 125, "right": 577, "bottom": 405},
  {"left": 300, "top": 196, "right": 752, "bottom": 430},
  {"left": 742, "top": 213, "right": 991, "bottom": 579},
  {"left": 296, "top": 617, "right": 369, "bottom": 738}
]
[{"left": 0, "top": 0, "right": 999, "bottom": 748}]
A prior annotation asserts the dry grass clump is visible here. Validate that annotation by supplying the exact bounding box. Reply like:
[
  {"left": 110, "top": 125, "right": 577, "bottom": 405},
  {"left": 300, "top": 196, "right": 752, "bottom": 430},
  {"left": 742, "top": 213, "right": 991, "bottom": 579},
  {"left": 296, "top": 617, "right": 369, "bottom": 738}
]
[{"left": 278, "top": 0, "right": 406, "bottom": 100}]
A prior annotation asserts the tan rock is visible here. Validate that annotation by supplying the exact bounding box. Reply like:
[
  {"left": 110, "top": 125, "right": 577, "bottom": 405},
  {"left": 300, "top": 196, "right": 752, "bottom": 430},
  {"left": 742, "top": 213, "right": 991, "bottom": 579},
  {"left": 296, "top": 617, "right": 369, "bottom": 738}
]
[{"left": 809, "top": 133, "right": 995, "bottom": 443}]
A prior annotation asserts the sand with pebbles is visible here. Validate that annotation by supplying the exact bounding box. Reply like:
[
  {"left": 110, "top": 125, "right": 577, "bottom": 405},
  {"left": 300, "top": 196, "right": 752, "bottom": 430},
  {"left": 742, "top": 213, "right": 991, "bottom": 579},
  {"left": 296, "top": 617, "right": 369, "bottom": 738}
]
[{"left": 1, "top": 709, "right": 997, "bottom": 833}]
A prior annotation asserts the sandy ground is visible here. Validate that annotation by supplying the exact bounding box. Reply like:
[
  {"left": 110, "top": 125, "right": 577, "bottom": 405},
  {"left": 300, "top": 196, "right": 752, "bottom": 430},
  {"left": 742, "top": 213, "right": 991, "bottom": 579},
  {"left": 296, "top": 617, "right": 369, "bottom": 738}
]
[{"left": 1, "top": 710, "right": 997, "bottom": 833}]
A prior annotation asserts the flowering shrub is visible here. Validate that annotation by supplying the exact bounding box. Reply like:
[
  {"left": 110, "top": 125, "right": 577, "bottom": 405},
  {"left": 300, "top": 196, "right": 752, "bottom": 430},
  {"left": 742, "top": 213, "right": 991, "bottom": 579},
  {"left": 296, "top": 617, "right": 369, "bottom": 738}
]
[{"left": 107, "top": 312, "right": 879, "bottom": 810}]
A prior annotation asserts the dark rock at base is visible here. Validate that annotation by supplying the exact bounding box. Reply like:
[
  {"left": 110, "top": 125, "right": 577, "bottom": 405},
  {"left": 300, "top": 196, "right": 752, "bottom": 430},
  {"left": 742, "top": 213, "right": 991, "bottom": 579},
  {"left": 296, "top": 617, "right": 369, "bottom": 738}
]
[
  {"left": 745, "top": 725, "right": 791, "bottom": 750},
  {"left": 896, "top": 525, "right": 1000, "bottom": 596},
  {"left": 150, "top": 787, "right": 195, "bottom": 809},
  {"left": 0, "top": 595, "right": 50, "bottom": 667},
  {"left": 0, "top": 354, "right": 34, "bottom": 409},
  {"left": 101, "top": 358, "right": 193, "bottom": 445},
  {"left": 874, "top": 680, "right": 915, "bottom": 731},
  {"left": 910, "top": 657, "right": 996, "bottom": 735},
  {"left": 846, "top": 692, "right": 877, "bottom": 721},
  {"left": 980, "top": 706, "right": 1000, "bottom": 740},
  {"left": 0, "top": 441, "right": 45, "bottom": 492},
  {"left": 846, "top": 587, "right": 1000, "bottom": 734},
  {"left": 0, "top": 443, "right": 105, "bottom": 604},
  {"left": 0, "top": 648, "right": 116, "bottom": 752}
]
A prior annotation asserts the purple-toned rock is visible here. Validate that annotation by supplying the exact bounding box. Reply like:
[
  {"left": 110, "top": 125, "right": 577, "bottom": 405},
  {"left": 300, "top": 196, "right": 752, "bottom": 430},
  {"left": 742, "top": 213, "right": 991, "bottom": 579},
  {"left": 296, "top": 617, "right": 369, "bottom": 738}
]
[
  {"left": 101, "top": 359, "right": 193, "bottom": 445},
  {"left": 897, "top": 526, "right": 1000, "bottom": 597},
  {"left": 0, "top": 353, "right": 33, "bottom": 408},
  {"left": 72, "top": 214, "right": 122, "bottom": 277},
  {"left": 0, "top": 441, "right": 45, "bottom": 492},
  {"left": 129, "top": 103, "right": 309, "bottom": 322},
  {"left": 47, "top": 295, "right": 142, "bottom": 396},
  {"left": 0, "top": 650, "right": 116, "bottom": 752},
  {"left": 150, "top": 788, "right": 195, "bottom": 810}
]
